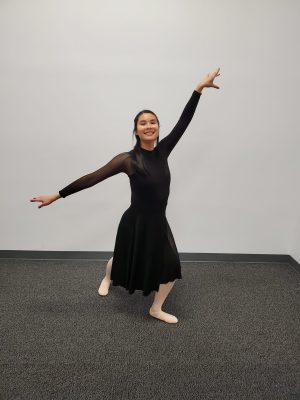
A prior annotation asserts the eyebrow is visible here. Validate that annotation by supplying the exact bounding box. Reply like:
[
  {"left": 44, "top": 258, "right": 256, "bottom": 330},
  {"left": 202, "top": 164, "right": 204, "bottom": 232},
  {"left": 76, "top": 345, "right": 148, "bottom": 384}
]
[{"left": 139, "top": 118, "right": 156, "bottom": 122}]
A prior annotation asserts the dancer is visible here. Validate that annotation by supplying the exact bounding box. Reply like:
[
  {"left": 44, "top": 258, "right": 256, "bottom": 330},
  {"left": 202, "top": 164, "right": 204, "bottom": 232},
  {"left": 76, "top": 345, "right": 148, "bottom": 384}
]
[{"left": 30, "top": 68, "right": 221, "bottom": 324}]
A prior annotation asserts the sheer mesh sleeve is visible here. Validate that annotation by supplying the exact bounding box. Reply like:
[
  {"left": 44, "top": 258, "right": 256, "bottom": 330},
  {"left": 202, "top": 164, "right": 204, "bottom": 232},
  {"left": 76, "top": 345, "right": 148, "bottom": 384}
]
[
  {"left": 159, "top": 90, "right": 202, "bottom": 158},
  {"left": 59, "top": 152, "right": 132, "bottom": 198}
]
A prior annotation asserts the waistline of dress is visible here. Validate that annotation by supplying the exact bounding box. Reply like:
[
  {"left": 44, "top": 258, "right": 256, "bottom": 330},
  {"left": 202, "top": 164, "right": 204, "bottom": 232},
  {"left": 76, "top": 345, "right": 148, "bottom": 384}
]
[{"left": 129, "top": 202, "right": 167, "bottom": 214}]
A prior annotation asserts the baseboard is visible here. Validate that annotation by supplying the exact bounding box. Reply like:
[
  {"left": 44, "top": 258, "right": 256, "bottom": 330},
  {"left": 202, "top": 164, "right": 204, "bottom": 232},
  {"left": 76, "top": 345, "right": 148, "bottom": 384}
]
[{"left": 0, "top": 250, "right": 299, "bottom": 270}]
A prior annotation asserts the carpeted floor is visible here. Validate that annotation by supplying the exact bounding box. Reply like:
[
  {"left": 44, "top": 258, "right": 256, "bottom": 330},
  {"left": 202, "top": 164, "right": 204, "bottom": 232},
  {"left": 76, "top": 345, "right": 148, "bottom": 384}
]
[{"left": 0, "top": 258, "right": 299, "bottom": 399}]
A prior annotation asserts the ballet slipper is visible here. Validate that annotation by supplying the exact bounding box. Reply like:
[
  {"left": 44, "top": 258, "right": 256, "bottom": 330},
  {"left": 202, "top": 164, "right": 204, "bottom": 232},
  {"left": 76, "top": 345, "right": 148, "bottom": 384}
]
[
  {"left": 149, "top": 307, "right": 178, "bottom": 324},
  {"left": 98, "top": 277, "right": 112, "bottom": 296}
]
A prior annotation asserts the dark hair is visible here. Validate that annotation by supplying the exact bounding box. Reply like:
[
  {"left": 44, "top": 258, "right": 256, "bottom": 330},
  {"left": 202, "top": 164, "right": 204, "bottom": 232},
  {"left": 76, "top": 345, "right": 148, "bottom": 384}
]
[{"left": 132, "top": 110, "right": 160, "bottom": 176}]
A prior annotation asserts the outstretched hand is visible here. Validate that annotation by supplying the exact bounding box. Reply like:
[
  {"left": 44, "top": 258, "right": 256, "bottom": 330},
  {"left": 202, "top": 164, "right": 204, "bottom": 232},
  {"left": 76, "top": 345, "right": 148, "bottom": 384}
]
[
  {"left": 196, "top": 68, "right": 221, "bottom": 92},
  {"left": 30, "top": 194, "right": 58, "bottom": 209}
]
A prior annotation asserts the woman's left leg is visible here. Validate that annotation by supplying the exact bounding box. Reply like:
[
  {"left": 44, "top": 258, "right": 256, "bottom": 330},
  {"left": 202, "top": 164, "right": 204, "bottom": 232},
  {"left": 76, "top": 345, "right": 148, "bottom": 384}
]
[{"left": 149, "top": 280, "right": 178, "bottom": 324}]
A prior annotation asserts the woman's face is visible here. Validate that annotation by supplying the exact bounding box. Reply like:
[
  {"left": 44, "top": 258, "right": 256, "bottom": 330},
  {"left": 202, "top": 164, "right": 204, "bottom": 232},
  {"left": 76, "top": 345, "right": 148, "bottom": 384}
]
[{"left": 136, "top": 113, "right": 159, "bottom": 144}]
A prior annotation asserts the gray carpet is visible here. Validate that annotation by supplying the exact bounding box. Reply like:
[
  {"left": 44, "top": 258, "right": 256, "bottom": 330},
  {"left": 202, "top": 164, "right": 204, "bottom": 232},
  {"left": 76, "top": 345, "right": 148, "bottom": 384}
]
[{"left": 0, "top": 259, "right": 299, "bottom": 400}]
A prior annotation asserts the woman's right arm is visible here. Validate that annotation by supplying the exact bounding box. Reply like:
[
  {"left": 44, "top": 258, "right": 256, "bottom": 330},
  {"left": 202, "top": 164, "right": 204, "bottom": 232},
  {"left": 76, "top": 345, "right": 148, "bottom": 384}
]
[{"left": 30, "top": 152, "right": 131, "bottom": 209}]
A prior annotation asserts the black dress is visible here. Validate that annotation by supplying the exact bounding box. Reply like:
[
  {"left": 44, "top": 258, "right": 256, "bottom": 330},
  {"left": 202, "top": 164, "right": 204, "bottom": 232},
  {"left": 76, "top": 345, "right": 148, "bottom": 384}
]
[{"left": 59, "top": 90, "right": 201, "bottom": 296}]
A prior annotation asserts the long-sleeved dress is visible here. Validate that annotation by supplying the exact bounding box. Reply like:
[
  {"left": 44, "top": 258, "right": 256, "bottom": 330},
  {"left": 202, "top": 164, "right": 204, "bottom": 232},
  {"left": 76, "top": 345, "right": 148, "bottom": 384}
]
[{"left": 59, "top": 90, "right": 201, "bottom": 296}]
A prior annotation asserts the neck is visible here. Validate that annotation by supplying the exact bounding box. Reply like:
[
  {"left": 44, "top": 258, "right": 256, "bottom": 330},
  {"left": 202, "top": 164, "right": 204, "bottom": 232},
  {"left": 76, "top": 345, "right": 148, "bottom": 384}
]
[{"left": 139, "top": 141, "right": 155, "bottom": 151}]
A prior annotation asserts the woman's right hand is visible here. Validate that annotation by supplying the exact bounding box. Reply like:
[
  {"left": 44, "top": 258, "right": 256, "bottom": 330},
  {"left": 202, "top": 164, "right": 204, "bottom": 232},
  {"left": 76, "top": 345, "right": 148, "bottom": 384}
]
[{"left": 30, "top": 193, "right": 60, "bottom": 209}]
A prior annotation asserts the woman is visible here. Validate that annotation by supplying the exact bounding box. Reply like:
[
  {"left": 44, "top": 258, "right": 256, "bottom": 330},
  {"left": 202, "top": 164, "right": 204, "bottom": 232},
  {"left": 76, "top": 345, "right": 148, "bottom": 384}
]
[{"left": 30, "top": 68, "right": 221, "bottom": 324}]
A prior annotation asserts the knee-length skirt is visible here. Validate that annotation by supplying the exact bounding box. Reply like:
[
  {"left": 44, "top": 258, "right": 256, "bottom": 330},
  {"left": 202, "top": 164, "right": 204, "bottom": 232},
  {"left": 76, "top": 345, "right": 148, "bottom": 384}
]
[{"left": 110, "top": 204, "right": 182, "bottom": 296}]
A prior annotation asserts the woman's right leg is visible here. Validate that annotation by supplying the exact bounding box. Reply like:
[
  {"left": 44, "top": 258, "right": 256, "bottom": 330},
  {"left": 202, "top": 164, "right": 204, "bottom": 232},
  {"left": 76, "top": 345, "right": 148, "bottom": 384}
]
[{"left": 98, "top": 257, "right": 113, "bottom": 296}]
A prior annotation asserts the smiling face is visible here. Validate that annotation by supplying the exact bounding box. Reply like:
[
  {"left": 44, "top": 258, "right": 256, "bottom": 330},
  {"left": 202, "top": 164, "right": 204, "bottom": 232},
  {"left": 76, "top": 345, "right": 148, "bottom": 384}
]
[{"left": 136, "top": 113, "right": 159, "bottom": 144}]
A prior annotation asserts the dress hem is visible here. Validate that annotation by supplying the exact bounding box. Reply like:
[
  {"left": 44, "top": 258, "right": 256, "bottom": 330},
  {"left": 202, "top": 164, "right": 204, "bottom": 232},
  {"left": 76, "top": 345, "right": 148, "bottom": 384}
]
[{"left": 111, "top": 275, "right": 182, "bottom": 297}]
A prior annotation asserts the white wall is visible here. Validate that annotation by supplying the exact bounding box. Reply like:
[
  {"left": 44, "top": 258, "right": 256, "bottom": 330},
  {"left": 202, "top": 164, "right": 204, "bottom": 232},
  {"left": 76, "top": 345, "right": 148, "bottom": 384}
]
[{"left": 1, "top": 0, "right": 299, "bottom": 262}]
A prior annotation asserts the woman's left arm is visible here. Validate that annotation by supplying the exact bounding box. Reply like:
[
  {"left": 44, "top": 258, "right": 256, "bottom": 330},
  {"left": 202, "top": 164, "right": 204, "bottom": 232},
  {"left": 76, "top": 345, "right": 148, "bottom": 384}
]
[{"left": 159, "top": 68, "right": 221, "bottom": 158}]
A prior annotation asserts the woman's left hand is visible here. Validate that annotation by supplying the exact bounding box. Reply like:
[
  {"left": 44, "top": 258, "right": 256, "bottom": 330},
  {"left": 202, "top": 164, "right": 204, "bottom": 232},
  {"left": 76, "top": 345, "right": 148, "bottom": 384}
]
[{"left": 196, "top": 68, "right": 221, "bottom": 92}]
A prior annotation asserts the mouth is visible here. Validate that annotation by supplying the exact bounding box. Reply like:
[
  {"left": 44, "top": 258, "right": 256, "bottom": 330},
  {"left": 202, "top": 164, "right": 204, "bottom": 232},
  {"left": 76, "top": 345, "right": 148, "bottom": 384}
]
[{"left": 144, "top": 131, "right": 155, "bottom": 136}]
